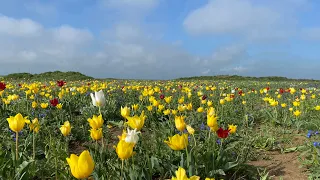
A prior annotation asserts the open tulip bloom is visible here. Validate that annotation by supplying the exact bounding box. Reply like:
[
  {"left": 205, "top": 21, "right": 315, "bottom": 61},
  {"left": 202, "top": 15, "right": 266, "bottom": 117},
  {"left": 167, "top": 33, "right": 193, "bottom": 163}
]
[{"left": 90, "top": 90, "right": 106, "bottom": 107}]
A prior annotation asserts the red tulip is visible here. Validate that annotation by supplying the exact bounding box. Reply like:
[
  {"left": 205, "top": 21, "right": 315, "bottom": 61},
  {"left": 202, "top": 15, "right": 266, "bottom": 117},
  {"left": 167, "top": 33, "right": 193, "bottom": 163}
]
[
  {"left": 216, "top": 127, "right": 229, "bottom": 138},
  {"left": 0, "top": 82, "right": 6, "bottom": 91},
  {"left": 50, "top": 98, "right": 59, "bottom": 107}
]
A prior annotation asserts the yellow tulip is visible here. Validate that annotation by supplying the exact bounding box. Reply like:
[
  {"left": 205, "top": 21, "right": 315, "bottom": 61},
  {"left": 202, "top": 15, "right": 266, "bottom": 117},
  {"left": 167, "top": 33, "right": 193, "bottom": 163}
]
[
  {"left": 32, "top": 101, "right": 37, "bottom": 108},
  {"left": 40, "top": 103, "right": 48, "bottom": 109},
  {"left": 171, "top": 167, "right": 200, "bottom": 180},
  {"left": 66, "top": 150, "right": 95, "bottom": 179},
  {"left": 121, "top": 106, "right": 131, "bottom": 118},
  {"left": 7, "top": 113, "right": 27, "bottom": 132},
  {"left": 186, "top": 125, "right": 195, "bottom": 135},
  {"left": 207, "top": 115, "right": 218, "bottom": 128},
  {"left": 175, "top": 116, "right": 186, "bottom": 132},
  {"left": 60, "top": 121, "right": 71, "bottom": 136},
  {"left": 293, "top": 110, "right": 301, "bottom": 117},
  {"left": 164, "top": 134, "right": 188, "bottom": 151},
  {"left": 88, "top": 114, "right": 104, "bottom": 129},
  {"left": 115, "top": 140, "right": 135, "bottom": 160},
  {"left": 89, "top": 128, "right": 103, "bottom": 141},
  {"left": 126, "top": 111, "right": 146, "bottom": 130},
  {"left": 228, "top": 124, "right": 237, "bottom": 134},
  {"left": 26, "top": 118, "right": 40, "bottom": 133}
]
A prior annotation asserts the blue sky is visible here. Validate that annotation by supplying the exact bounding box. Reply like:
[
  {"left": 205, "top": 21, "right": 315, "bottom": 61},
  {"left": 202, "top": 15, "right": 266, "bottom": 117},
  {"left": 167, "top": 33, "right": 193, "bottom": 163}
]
[{"left": 0, "top": 0, "right": 320, "bottom": 80}]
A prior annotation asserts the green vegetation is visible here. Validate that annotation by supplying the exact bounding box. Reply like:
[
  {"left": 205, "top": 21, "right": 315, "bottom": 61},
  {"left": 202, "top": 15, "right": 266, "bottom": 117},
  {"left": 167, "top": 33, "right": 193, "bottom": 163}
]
[{"left": 3, "top": 71, "right": 93, "bottom": 81}]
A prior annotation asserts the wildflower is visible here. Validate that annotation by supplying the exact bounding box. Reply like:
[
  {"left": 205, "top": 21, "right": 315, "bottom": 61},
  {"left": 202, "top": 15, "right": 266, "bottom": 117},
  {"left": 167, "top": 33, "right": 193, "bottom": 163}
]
[
  {"left": 60, "top": 121, "right": 71, "bottom": 136},
  {"left": 121, "top": 106, "right": 131, "bottom": 118},
  {"left": 217, "top": 127, "right": 229, "bottom": 138},
  {"left": 186, "top": 125, "right": 195, "bottom": 135},
  {"left": 66, "top": 150, "right": 94, "bottom": 179},
  {"left": 89, "top": 128, "right": 103, "bottom": 141},
  {"left": 50, "top": 98, "right": 59, "bottom": 107},
  {"left": 26, "top": 118, "right": 40, "bottom": 133},
  {"left": 126, "top": 111, "right": 146, "bottom": 130},
  {"left": 90, "top": 90, "right": 105, "bottom": 107},
  {"left": 115, "top": 140, "right": 135, "bottom": 160},
  {"left": 175, "top": 116, "right": 186, "bottom": 132},
  {"left": 171, "top": 167, "right": 200, "bottom": 180},
  {"left": 228, "top": 124, "right": 237, "bottom": 134},
  {"left": 40, "top": 103, "right": 48, "bottom": 109},
  {"left": 88, "top": 114, "right": 104, "bottom": 129},
  {"left": 293, "top": 110, "right": 301, "bottom": 117},
  {"left": 125, "top": 128, "right": 140, "bottom": 144},
  {"left": 7, "top": 113, "right": 27, "bottom": 132},
  {"left": 164, "top": 134, "right": 188, "bottom": 151}
]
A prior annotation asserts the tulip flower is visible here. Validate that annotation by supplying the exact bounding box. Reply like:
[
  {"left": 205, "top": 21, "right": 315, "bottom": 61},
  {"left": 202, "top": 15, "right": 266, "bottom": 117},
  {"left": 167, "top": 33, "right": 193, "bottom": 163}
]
[
  {"left": 164, "top": 134, "right": 188, "bottom": 151},
  {"left": 171, "top": 167, "right": 200, "bottom": 180},
  {"left": 89, "top": 128, "right": 103, "bottom": 141},
  {"left": 175, "top": 116, "right": 186, "bottom": 132},
  {"left": 90, "top": 90, "right": 105, "bottom": 107},
  {"left": 60, "top": 121, "right": 71, "bottom": 136},
  {"left": 228, "top": 124, "right": 237, "bottom": 134},
  {"left": 88, "top": 114, "right": 104, "bottom": 129},
  {"left": 125, "top": 111, "right": 146, "bottom": 131},
  {"left": 7, "top": 113, "right": 27, "bottom": 133},
  {"left": 217, "top": 127, "right": 229, "bottom": 139},
  {"left": 7, "top": 113, "right": 28, "bottom": 160},
  {"left": 0, "top": 82, "right": 6, "bottom": 91},
  {"left": 125, "top": 128, "right": 140, "bottom": 144},
  {"left": 115, "top": 140, "right": 135, "bottom": 160},
  {"left": 66, "top": 150, "right": 95, "bottom": 179},
  {"left": 121, "top": 106, "right": 131, "bottom": 118}
]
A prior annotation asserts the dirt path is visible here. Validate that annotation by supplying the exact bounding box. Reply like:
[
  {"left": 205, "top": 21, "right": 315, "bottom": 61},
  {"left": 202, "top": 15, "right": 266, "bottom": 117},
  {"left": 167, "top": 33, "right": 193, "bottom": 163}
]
[{"left": 249, "top": 151, "right": 308, "bottom": 180}]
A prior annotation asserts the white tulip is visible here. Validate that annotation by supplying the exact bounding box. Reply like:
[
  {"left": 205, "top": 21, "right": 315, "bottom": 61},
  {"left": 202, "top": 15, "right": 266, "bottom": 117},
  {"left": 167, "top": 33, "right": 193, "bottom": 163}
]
[
  {"left": 90, "top": 90, "right": 106, "bottom": 107},
  {"left": 125, "top": 128, "right": 140, "bottom": 144}
]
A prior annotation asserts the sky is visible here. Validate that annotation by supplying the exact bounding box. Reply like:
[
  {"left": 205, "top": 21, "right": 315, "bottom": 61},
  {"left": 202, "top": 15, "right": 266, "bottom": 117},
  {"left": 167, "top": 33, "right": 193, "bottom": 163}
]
[{"left": 0, "top": 0, "right": 320, "bottom": 80}]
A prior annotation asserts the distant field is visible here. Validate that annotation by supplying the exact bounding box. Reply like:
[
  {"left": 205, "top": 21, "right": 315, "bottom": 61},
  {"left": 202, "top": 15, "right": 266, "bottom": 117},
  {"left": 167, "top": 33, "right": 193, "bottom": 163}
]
[{"left": 0, "top": 72, "right": 319, "bottom": 179}]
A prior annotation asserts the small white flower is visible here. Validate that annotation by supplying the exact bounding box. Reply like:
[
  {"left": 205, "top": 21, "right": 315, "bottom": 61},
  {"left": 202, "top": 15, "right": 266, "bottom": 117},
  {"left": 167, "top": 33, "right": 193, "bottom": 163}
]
[
  {"left": 90, "top": 90, "right": 106, "bottom": 107},
  {"left": 231, "top": 90, "right": 235, "bottom": 94},
  {"left": 125, "top": 128, "right": 140, "bottom": 144}
]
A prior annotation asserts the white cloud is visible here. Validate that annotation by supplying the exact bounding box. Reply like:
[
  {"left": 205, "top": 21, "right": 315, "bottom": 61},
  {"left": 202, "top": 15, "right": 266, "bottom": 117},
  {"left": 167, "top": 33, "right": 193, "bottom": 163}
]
[
  {"left": 52, "top": 25, "right": 93, "bottom": 44},
  {"left": 183, "top": 0, "right": 302, "bottom": 41},
  {"left": 0, "top": 15, "right": 43, "bottom": 37}
]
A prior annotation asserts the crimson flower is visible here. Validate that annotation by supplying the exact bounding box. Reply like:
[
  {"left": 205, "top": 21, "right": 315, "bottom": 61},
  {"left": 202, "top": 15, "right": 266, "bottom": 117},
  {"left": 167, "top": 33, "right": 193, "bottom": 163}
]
[
  {"left": 202, "top": 95, "right": 207, "bottom": 100},
  {"left": 216, "top": 127, "right": 229, "bottom": 138},
  {"left": 160, "top": 94, "right": 165, "bottom": 99},
  {"left": 50, "top": 98, "right": 59, "bottom": 107},
  {"left": 0, "top": 82, "right": 6, "bottom": 91},
  {"left": 238, "top": 90, "right": 243, "bottom": 96},
  {"left": 57, "top": 80, "right": 65, "bottom": 87}
]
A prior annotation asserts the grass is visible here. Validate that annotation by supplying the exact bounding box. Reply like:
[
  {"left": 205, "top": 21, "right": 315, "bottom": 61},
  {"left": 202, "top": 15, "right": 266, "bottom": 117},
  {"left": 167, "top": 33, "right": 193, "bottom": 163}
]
[{"left": 0, "top": 72, "right": 320, "bottom": 179}]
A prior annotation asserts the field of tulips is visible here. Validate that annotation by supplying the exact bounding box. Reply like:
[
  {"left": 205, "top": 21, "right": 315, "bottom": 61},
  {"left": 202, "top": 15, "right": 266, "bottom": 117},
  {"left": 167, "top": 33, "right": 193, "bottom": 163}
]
[{"left": 1, "top": 78, "right": 320, "bottom": 179}]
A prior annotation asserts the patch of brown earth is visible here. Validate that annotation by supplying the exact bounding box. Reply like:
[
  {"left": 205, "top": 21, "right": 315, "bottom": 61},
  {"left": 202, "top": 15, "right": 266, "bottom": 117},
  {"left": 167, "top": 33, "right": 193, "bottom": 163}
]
[{"left": 249, "top": 151, "right": 308, "bottom": 180}]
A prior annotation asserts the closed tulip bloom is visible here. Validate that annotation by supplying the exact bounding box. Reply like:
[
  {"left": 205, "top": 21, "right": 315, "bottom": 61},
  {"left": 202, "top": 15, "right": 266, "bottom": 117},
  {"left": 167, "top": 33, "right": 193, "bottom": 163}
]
[
  {"left": 60, "top": 121, "right": 71, "bottom": 136},
  {"left": 26, "top": 118, "right": 40, "bottom": 133},
  {"left": 88, "top": 114, "right": 104, "bottom": 129},
  {"left": 7, "top": 113, "right": 27, "bottom": 132},
  {"left": 186, "top": 125, "right": 195, "bottom": 135},
  {"left": 126, "top": 111, "right": 146, "bottom": 131},
  {"left": 90, "top": 90, "right": 105, "bottom": 107},
  {"left": 164, "top": 134, "right": 188, "bottom": 151},
  {"left": 175, "top": 116, "right": 186, "bottom": 132},
  {"left": 89, "top": 128, "right": 103, "bottom": 141},
  {"left": 171, "top": 167, "right": 200, "bottom": 180},
  {"left": 66, "top": 150, "right": 94, "bottom": 179},
  {"left": 116, "top": 140, "right": 135, "bottom": 160},
  {"left": 121, "top": 106, "right": 131, "bottom": 118}
]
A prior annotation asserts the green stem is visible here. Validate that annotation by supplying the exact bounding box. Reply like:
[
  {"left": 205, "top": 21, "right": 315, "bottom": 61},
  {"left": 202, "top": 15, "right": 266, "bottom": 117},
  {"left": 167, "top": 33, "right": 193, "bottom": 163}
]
[
  {"left": 16, "top": 132, "right": 18, "bottom": 161},
  {"left": 121, "top": 160, "right": 124, "bottom": 180},
  {"left": 33, "top": 131, "right": 35, "bottom": 160}
]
